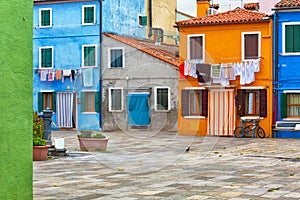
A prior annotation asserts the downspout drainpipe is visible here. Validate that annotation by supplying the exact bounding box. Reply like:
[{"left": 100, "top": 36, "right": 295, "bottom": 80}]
[
  {"left": 99, "top": 0, "right": 103, "bottom": 131},
  {"left": 148, "top": 0, "right": 152, "bottom": 38},
  {"left": 275, "top": 10, "right": 279, "bottom": 124}
]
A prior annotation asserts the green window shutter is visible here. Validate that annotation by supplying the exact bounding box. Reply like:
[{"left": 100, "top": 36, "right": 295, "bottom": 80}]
[
  {"left": 237, "top": 89, "right": 245, "bottom": 116},
  {"left": 95, "top": 92, "right": 100, "bottom": 112},
  {"left": 84, "top": 7, "right": 94, "bottom": 23},
  {"left": 38, "top": 92, "right": 43, "bottom": 112},
  {"left": 84, "top": 47, "right": 95, "bottom": 66},
  {"left": 181, "top": 90, "right": 189, "bottom": 116},
  {"left": 259, "top": 89, "right": 267, "bottom": 117},
  {"left": 52, "top": 92, "right": 56, "bottom": 112},
  {"left": 294, "top": 25, "right": 300, "bottom": 52},
  {"left": 157, "top": 88, "right": 168, "bottom": 110},
  {"left": 285, "top": 25, "right": 294, "bottom": 53},
  {"left": 42, "top": 10, "right": 50, "bottom": 26},
  {"left": 81, "top": 92, "right": 86, "bottom": 112},
  {"left": 139, "top": 16, "right": 147, "bottom": 26},
  {"left": 280, "top": 93, "right": 287, "bottom": 118},
  {"left": 42, "top": 48, "right": 52, "bottom": 68}
]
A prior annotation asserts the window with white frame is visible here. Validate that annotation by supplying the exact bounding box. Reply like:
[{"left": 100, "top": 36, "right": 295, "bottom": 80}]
[
  {"left": 242, "top": 32, "right": 261, "bottom": 60},
  {"left": 283, "top": 23, "right": 300, "bottom": 54},
  {"left": 154, "top": 87, "right": 170, "bottom": 111},
  {"left": 281, "top": 91, "right": 300, "bottom": 118},
  {"left": 39, "top": 8, "right": 52, "bottom": 27},
  {"left": 181, "top": 88, "right": 208, "bottom": 117},
  {"left": 109, "top": 88, "right": 123, "bottom": 111},
  {"left": 82, "top": 45, "right": 96, "bottom": 67},
  {"left": 188, "top": 34, "right": 205, "bottom": 62},
  {"left": 39, "top": 46, "right": 53, "bottom": 68},
  {"left": 82, "top": 5, "right": 96, "bottom": 24},
  {"left": 108, "top": 47, "right": 125, "bottom": 68},
  {"left": 138, "top": 15, "right": 147, "bottom": 26}
]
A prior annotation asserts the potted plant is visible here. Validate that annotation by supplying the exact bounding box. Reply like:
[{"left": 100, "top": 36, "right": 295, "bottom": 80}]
[
  {"left": 77, "top": 130, "right": 108, "bottom": 151},
  {"left": 33, "top": 111, "right": 49, "bottom": 161}
]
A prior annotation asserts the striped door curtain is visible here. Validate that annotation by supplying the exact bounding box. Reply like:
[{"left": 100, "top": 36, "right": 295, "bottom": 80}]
[
  {"left": 207, "top": 89, "right": 235, "bottom": 136},
  {"left": 56, "top": 92, "right": 73, "bottom": 128}
]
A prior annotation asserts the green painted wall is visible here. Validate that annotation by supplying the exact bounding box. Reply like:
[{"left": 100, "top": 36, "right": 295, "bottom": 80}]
[{"left": 0, "top": 1, "right": 33, "bottom": 199}]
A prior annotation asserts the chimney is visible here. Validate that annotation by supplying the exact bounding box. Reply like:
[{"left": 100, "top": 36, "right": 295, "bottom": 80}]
[{"left": 197, "top": 0, "right": 210, "bottom": 18}]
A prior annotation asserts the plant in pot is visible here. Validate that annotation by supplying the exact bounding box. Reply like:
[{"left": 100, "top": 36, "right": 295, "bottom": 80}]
[
  {"left": 77, "top": 130, "right": 108, "bottom": 151},
  {"left": 33, "top": 111, "right": 49, "bottom": 161}
]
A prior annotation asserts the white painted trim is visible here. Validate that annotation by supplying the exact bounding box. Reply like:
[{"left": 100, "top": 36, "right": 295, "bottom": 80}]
[
  {"left": 108, "top": 47, "right": 125, "bottom": 68},
  {"left": 241, "top": 86, "right": 264, "bottom": 90},
  {"left": 39, "top": 46, "right": 54, "bottom": 69},
  {"left": 283, "top": 90, "right": 300, "bottom": 93},
  {"left": 39, "top": 8, "right": 52, "bottom": 28},
  {"left": 108, "top": 87, "right": 123, "bottom": 112},
  {"left": 184, "top": 116, "right": 206, "bottom": 119},
  {"left": 282, "top": 22, "right": 300, "bottom": 55},
  {"left": 241, "top": 31, "right": 261, "bottom": 61},
  {"left": 138, "top": 14, "right": 147, "bottom": 27},
  {"left": 82, "top": 5, "right": 96, "bottom": 25},
  {"left": 187, "top": 34, "right": 205, "bottom": 63},
  {"left": 82, "top": 44, "right": 97, "bottom": 67},
  {"left": 184, "top": 87, "right": 206, "bottom": 90},
  {"left": 40, "top": 90, "right": 55, "bottom": 92},
  {"left": 154, "top": 86, "right": 170, "bottom": 111}
]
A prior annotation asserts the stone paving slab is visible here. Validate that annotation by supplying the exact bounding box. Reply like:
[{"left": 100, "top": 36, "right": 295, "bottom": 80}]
[{"left": 33, "top": 131, "right": 300, "bottom": 199}]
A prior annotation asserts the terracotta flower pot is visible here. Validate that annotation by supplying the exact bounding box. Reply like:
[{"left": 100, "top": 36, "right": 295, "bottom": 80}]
[
  {"left": 33, "top": 145, "right": 49, "bottom": 161},
  {"left": 78, "top": 138, "right": 108, "bottom": 151}
]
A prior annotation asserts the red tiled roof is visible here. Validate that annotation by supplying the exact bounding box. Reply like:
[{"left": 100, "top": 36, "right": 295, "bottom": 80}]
[
  {"left": 275, "top": 0, "right": 300, "bottom": 8},
  {"left": 103, "top": 33, "right": 180, "bottom": 67},
  {"left": 244, "top": 2, "right": 260, "bottom": 10},
  {"left": 176, "top": 8, "right": 269, "bottom": 27}
]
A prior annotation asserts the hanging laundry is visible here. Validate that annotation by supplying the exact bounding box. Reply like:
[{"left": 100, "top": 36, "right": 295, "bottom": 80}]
[
  {"left": 196, "top": 64, "right": 211, "bottom": 83},
  {"left": 63, "top": 69, "right": 72, "bottom": 82},
  {"left": 40, "top": 70, "right": 48, "bottom": 81},
  {"left": 83, "top": 68, "right": 93, "bottom": 87},
  {"left": 211, "top": 64, "right": 221, "bottom": 78},
  {"left": 56, "top": 70, "right": 62, "bottom": 80},
  {"left": 220, "top": 64, "right": 230, "bottom": 86},
  {"left": 184, "top": 59, "right": 201, "bottom": 78},
  {"left": 48, "top": 70, "right": 55, "bottom": 81}
]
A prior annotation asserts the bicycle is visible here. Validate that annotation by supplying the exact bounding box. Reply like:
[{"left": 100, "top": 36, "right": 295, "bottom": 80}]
[{"left": 234, "top": 118, "right": 265, "bottom": 138}]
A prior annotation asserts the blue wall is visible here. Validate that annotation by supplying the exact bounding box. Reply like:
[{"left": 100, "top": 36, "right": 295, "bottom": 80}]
[
  {"left": 33, "top": 0, "right": 146, "bottom": 131},
  {"left": 273, "top": 9, "right": 300, "bottom": 138}
]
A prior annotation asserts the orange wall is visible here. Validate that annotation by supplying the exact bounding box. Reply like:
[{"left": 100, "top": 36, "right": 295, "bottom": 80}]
[{"left": 178, "top": 21, "right": 273, "bottom": 137}]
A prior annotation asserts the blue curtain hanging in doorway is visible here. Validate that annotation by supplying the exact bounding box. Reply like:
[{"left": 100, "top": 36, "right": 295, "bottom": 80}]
[{"left": 126, "top": 93, "right": 150, "bottom": 126}]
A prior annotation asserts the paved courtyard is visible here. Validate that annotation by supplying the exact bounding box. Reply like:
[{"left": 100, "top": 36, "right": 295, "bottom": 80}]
[{"left": 33, "top": 130, "right": 300, "bottom": 199}]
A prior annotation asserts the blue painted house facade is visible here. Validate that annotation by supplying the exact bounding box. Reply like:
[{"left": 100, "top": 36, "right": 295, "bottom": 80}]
[
  {"left": 33, "top": 0, "right": 146, "bottom": 131},
  {"left": 273, "top": 0, "right": 300, "bottom": 138}
]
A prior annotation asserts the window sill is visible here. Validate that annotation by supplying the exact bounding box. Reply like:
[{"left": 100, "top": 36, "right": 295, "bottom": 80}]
[
  {"left": 82, "top": 23, "right": 96, "bottom": 26},
  {"left": 184, "top": 116, "right": 206, "bottom": 119},
  {"left": 283, "top": 118, "right": 300, "bottom": 121},
  {"left": 109, "top": 110, "right": 123, "bottom": 113},
  {"left": 281, "top": 53, "right": 300, "bottom": 56},
  {"left": 154, "top": 109, "right": 170, "bottom": 112},
  {"left": 241, "top": 116, "right": 263, "bottom": 120}
]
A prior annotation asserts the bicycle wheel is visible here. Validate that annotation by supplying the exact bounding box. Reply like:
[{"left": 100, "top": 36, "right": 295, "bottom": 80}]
[
  {"left": 257, "top": 127, "right": 265, "bottom": 138},
  {"left": 244, "top": 125, "right": 255, "bottom": 137},
  {"left": 234, "top": 126, "right": 245, "bottom": 138}
]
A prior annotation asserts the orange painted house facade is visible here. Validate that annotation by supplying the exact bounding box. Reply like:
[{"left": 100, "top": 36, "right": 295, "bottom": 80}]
[{"left": 176, "top": 1, "right": 273, "bottom": 137}]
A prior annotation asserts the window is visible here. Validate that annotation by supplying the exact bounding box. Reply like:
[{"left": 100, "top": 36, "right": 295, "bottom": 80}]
[
  {"left": 109, "top": 48, "right": 125, "bottom": 68},
  {"left": 242, "top": 32, "right": 260, "bottom": 60},
  {"left": 39, "top": 47, "right": 53, "bottom": 68},
  {"left": 281, "top": 92, "right": 300, "bottom": 118},
  {"left": 155, "top": 87, "right": 170, "bottom": 111},
  {"left": 81, "top": 92, "right": 100, "bottom": 112},
  {"left": 39, "top": 8, "right": 52, "bottom": 27},
  {"left": 38, "top": 92, "right": 56, "bottom": 112},
  {"left": 82, "top": 45, "right": 96, "bottom": 67},
  {"left": 188, "top": 34, "right": 205, "bottom": 61},
  {"left": 181, "top": 89, "right": 208, "bottom": 117},
  {"left": 82, "top": 5, "right": 95, "bottom": 24},
  {"left": 237, "top": 89, "right": 267, "bottom": 117},
  {"left": 138, "top": 15, "right": 147, "bottom": 26},
  {"left": 284, "top": 23, "right": 300, "bottom": 54},
  {"left": 109, "top": 88, "right": 123, "bottom": 111}
]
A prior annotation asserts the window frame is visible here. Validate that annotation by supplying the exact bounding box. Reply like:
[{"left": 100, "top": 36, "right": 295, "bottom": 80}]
[
  {"left": 39, "top": 8, "right": 52, "bottom": 28},
  {"left": 282, "top": 22, "right": 300, "bottom": 55},
  {"left": 82, "top": 44, "right": 97, "bottom": 68},
  {"left": 282, "top": 90, "right": 300, "bottom": 119},
  {"left": 108, "top": 47, "right": 125, "bottom": 68},
  {"left": 154, "top": 86, "right": 171, "bottom": 111},
  {"left": 82, "top": 5, "right": 96, "bottom": 25},
  {"left": 138, "top": 14, "right": 147, "bottom": 27},
  {"left": 241, "top": 31, "right": 261, "bottom": 61},
  {"left": 39, "top": 46, "right": 54, "bottom": 69},
  {"left": 181, "top": 87, "right": 207, "bottom": 119},
  {"left": 237, "top": 87, "right": 267, "bottom": 118},
  {"left": 81, "top": 91, "right": 99, "bottom": 113},
  {"left": 38, "top": 91, "right": 56, "bottom": 112},
  {"left": 187, "top": 34, "right": 205, "bottom": 63},
  {"left": 108, "top": 87, "right": 123, "bottom": 112}
]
